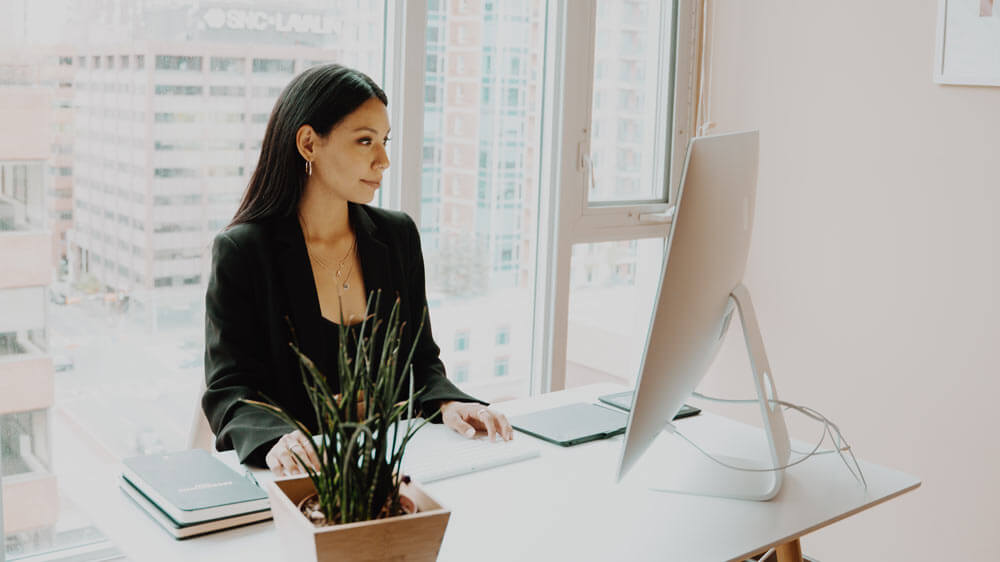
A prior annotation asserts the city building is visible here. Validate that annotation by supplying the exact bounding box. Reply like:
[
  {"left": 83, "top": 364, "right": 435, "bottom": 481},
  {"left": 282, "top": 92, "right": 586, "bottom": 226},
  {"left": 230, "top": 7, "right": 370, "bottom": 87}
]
[
  {"left": 0, "top": 83, "right": 58, "bottom": 544},
  {"left": 419, "top": 0, "right": 546, "bottom": 399},
  {"left": 39, "top": 52, "right": 76, "bottom": 267},
  {"left": 421, "top": 0, "right": 661, "bottom": 396},
  {"left": 66, "top": 2, "right": 383, "bottom": 325}
]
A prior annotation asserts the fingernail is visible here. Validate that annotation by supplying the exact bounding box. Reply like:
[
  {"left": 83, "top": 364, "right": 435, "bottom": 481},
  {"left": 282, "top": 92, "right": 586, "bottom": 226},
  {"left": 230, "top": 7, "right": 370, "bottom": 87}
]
[{"left": 464, "top": 428, "right": 475, "bottom": 438}]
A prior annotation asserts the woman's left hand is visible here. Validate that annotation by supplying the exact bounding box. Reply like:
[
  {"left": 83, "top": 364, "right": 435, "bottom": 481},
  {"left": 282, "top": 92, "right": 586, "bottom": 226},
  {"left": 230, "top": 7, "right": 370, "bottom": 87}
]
[{"left": 440, "top": 401, "right": 513, "bottom": 442}]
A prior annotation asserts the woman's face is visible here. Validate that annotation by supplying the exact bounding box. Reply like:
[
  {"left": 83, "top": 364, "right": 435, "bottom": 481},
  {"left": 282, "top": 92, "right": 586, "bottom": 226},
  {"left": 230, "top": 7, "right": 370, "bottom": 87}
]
[{"left": 308, "top": 97, "right": 390, "bottom": 204}]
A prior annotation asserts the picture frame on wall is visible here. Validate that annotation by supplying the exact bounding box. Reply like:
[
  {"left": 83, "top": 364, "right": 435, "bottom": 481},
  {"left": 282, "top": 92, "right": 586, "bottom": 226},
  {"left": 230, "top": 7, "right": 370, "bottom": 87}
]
[{"left": 934, "top": 0, "right": 1000, "bottom": 85}]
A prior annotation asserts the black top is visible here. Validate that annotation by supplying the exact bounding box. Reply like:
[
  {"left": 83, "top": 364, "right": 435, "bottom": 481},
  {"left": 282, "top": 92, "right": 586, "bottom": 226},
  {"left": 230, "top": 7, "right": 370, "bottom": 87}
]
[
  {"left": 316, "top": 317, "right": 363, "bottom": 384},
  {"left": 202, "top": 203, "right": 485, "bottom": 466}
]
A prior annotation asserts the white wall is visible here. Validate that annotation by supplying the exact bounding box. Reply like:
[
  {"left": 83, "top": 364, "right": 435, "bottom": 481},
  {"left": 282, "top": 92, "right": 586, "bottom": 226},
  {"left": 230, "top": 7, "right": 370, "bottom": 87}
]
[{"left": 696, "top": 1, "right": 1000, "bottom": 560}]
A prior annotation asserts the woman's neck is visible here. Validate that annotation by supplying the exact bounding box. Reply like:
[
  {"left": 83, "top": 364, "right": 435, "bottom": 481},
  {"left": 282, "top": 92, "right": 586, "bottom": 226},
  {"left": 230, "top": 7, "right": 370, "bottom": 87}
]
[{"left": 297, "top": 190, "right": 352, "bottom": 243}]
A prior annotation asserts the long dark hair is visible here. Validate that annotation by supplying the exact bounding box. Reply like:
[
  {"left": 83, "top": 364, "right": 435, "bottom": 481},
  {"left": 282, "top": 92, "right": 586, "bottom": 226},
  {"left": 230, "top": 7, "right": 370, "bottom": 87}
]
[{"left": 229, "top": 64, "right": 388, "bottom": 227}]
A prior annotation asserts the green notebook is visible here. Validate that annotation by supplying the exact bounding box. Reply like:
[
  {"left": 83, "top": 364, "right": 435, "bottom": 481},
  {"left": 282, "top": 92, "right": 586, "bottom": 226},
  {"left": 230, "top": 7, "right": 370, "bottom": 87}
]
[
  {"left": 121, "top": 449, "right": 268, "bottom": 524},
  {"left": 119, "top": 476, "right": 271, "bottom": 539}
]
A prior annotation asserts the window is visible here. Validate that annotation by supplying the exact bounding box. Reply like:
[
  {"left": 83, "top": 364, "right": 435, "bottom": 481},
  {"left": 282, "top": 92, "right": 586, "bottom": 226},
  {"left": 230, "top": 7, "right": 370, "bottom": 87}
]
[
  {"left": 155, "top": 55, "right": 203, "bottom": 71},
  {"left": 252, "top": 58, "right": 294, "bottom": 74},
  {"left": 251, "top": 86, "right": 284, "bottom": 98},
  {"left": 454, "top": 330, "right": 470, "bottom": 352},
  {"left": 1, "top": 12, "right": 384, "bottom": 532},
  {"left": 423, "top": 146, "right": 439, "bottom": 165},
  {"left": 154, "top": 112, "right": 197, "bottom": 123},
  {"left": 506, "top": 87, "right": 519, "bottom": 106},
  {"left": 209, "top": 85, "right": 246, "bottom": 97},
  {"left": 154, "top": 84, "right": 203, "bottom": 96},
  {"left": 565, "top": 238, "right": 663, "bottom": 388},
  {"left": 452, "top": 363, "right": 470, "bottom": 383},
  {"left": 153, "top": 168, "right": 199, "bottom": 178},
  {"left": 496, "top": 326, "right": 510, "bottom": 346},
  {"left": 421, "top": 0, "right": 549, "bottom": 401},
  {"left": 494, "top": 357, "right": 509, "bottom": 377},
  {"left": 1, "top": 2, "right": 696, "bottom": 557},
  {"left": 587, "top": 0, "right": 674, "bottom": 204},
  {"left": 211, "top": 57, "right": 245, "bottom": 74}
]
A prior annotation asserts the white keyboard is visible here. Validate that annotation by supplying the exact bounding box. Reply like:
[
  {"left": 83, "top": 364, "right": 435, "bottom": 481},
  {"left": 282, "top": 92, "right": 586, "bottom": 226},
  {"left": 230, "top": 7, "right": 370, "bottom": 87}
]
[{"left": 399, "top": 425, "right": 540, "bottom": 483}]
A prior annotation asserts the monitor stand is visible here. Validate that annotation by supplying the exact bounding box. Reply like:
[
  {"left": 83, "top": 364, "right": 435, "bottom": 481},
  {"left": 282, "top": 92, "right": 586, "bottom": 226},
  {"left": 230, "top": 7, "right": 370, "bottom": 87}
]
[{"left": 648, "top": 284, "right": 791, "bottom": 501}]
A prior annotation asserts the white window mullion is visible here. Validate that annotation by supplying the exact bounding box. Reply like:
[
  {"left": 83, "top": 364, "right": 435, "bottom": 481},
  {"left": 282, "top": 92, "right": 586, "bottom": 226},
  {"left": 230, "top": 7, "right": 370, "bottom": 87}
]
[
  {"left": 530, "top": 0, "right": 569, "bottom": 396},
  {"left": 672, "top": 0, "right": 702, "bottom": 197},
  {"left": 385, "top": 0, "right": 427, "bottom": 220},
  {"left": 533, "top": 0, "right": 596, "bottom": 393}
]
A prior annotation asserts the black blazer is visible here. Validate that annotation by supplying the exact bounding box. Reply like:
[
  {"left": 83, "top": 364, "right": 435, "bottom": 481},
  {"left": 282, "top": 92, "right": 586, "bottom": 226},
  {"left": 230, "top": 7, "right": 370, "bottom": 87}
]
[{"left": 203, "top": 203, "right": 484, "bottom": 466}]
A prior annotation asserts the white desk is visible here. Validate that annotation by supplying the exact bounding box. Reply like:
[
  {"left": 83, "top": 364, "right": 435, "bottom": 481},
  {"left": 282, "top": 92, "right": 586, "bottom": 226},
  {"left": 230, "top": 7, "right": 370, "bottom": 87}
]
[{"left": 60, "top": 383, "right": 919, "bottom": 562}]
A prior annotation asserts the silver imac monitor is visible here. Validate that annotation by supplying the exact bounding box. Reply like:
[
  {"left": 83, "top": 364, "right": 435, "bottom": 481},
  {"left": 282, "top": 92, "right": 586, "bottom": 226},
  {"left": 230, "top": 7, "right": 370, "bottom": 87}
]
[{"left": 614, "top": 130, "right": 791, "bottom": 501}]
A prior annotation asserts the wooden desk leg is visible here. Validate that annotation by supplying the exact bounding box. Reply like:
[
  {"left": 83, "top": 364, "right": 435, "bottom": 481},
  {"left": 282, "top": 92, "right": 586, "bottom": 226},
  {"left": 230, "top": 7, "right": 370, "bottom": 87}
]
[{"left": 773, "top": 538, "right": 803, "bottom": 562}]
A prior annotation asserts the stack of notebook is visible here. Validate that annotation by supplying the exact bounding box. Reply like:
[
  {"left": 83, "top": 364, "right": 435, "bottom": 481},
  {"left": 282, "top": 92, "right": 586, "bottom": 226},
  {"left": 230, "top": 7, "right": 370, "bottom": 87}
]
[{"left": 119, "top": 449, "right": 271, "bottom": 539}]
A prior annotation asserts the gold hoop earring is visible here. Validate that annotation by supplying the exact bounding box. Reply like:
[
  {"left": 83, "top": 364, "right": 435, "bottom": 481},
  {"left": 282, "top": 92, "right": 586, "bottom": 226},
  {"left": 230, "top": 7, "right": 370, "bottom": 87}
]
[{"left": 305, "top": 160, "right": 312, "bottom": 176}]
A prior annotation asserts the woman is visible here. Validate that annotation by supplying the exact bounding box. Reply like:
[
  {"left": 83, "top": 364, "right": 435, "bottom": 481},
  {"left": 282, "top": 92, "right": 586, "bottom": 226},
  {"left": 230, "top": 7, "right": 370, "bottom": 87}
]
[{"left": 203, "top": 64, "right": 512, "bottom": 476}]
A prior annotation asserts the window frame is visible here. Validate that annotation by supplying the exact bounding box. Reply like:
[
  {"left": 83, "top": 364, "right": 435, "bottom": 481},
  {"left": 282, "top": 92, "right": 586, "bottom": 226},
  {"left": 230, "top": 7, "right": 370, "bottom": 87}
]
[
  {"left": 395, "top": 0, "right": 703, "bottom": 395},
  {"left": 529, "top": 0, "right": 701, "bottom": 392},
  {"left": 385, "top": 0, "right": 428, "bottom": 218}
]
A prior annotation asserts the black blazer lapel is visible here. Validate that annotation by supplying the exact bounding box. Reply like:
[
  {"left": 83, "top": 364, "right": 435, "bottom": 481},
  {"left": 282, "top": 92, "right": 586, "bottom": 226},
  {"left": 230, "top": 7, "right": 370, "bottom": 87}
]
[
  {"left": 351, "top": 203, "right": 394, "bottom": 323},
  {"left": 273, "top": 215, "right": 325, "bottom": 369}
]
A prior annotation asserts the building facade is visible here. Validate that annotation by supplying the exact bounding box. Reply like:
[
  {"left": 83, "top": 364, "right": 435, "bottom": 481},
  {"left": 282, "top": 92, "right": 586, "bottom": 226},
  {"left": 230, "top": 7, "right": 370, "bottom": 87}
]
[
  {"left": 0, "top": 85, "right": 58, "bottom": 544},
  {"left": 66, "top": 2, "right": 383, "bottom": 322}
]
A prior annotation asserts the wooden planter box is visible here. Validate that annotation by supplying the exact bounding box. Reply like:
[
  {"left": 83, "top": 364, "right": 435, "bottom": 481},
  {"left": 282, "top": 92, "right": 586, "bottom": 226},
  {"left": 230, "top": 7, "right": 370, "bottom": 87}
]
[{"left": 267, "top": 476, "right": 450, "bottom": 562}]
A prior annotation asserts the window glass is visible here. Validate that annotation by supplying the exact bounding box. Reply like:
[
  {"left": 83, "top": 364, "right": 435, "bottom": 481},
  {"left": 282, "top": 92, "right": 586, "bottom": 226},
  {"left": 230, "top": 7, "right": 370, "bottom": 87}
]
[
  {"left": 154, "top": 55, "right": 203, "bottom": 71},
  {"left": 421, "top": 0, "right": 547, "bottom": 402},
  {"left": 588, "top": 0, "right": 672, "bottom": 204},
  {"left": 452, "top": 363, "right": 470, "bottom": 383},
  {"left": 210, "top": 57, "right": 246, "bottom": 74},
  {"left": 455, "top": 331, "right": 470, "bottom": 351},
  {"left": 494, "top": 357, "right": 509, "bottom": 377},
  {"left": 565, "top": 239, "right": 664, "bottom": 388},
  {"left": 252, "top": 58, "right": 295, "bottom": 74},
  {"left": 1, "top": 2, "right": 387, "bottom": 558}
]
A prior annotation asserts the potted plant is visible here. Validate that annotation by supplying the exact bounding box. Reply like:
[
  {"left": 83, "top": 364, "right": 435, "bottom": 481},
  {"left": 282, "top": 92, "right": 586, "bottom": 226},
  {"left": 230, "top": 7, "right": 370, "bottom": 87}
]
[{"left": 242, "top": 293, "right": 450, "bottom": 562}]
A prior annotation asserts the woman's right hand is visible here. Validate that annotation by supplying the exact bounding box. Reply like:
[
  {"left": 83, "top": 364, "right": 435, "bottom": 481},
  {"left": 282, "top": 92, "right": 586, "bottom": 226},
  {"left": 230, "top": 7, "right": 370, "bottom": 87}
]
[{"left": 265, "top": 430, "right": 320, "bottom": 476}]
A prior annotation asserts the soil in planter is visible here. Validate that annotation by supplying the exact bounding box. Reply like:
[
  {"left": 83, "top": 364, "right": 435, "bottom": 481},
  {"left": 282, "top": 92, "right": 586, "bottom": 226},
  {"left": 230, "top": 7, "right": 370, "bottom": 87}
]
[{"left": 298, "top": 494, "right": 418, "bottom": 528}]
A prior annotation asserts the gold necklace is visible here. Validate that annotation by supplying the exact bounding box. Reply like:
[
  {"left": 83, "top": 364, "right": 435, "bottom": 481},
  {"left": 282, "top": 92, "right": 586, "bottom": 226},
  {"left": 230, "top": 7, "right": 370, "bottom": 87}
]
[
  {"left": 300, "top": 215, "right": 357, "bottom": 293},
  {"left": 308, "top": 238, "right": 356, "bottom": 293}
]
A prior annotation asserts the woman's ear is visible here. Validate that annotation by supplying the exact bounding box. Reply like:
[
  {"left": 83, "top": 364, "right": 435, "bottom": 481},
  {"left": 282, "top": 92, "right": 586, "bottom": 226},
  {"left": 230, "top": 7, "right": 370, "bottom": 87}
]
[{"left": 296, "top": 124, "right": 317, "bottom": 161}]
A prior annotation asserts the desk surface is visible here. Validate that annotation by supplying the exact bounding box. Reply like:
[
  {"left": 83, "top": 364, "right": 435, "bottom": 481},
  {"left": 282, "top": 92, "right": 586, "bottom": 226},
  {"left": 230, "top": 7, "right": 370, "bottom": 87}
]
[{"left": 60, "top": 384, "right": 920, "bottom": 562}]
